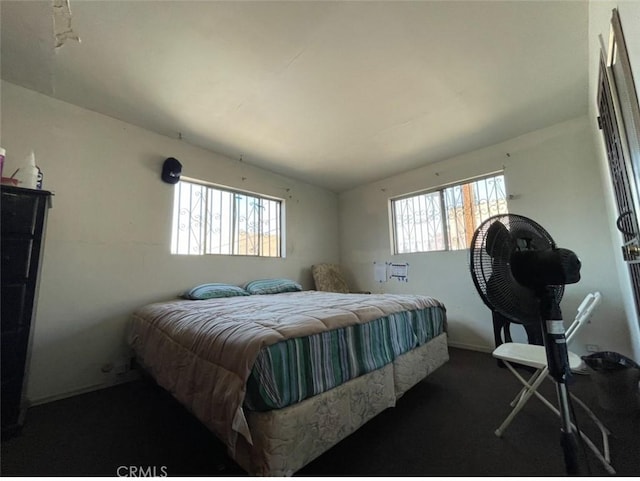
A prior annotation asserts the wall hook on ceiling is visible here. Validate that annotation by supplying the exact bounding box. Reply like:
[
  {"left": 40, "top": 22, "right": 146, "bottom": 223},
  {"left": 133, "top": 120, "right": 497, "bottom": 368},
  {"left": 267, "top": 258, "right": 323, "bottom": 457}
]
[
  {"left": 239, "top": 154, "right": 247, "bottom": 181},
  {"left": 276, "top": 186, "right": 294, "bottom": 200}
]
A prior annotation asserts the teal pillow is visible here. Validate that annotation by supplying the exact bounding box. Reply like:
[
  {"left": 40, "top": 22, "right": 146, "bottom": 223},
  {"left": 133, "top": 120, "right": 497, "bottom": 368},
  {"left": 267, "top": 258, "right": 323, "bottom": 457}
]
[
  {"left": 183, "top": 283, "right": 250, "bottom": 300},
  {"left": 244, "top": 278, "right": 303, "bottom": 295}
]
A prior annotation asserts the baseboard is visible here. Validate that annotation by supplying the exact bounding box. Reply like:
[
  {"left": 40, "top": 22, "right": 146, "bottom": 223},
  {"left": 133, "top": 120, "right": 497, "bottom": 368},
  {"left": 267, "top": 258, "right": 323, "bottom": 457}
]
[
  {"left": 28, "top": 343, "right": 493, "bottom": 405},
  {"left": 447, "top": 341, "right": 494, "bottom": 353},
  {"left": 28, "top": 369, "right": 141, "bottom": 407}
]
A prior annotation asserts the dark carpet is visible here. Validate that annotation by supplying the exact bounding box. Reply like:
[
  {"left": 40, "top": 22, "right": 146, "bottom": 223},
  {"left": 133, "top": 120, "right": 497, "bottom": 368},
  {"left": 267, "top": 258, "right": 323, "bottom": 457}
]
[{"left": 1, "top": 347, "right": 638, "bottom": 476}]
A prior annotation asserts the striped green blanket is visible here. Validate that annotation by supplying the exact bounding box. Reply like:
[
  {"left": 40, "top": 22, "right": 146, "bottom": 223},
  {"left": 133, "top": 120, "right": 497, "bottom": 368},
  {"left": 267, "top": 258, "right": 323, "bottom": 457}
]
[{"left": 245, "top": 305, "right": 446, "bottom": 411}]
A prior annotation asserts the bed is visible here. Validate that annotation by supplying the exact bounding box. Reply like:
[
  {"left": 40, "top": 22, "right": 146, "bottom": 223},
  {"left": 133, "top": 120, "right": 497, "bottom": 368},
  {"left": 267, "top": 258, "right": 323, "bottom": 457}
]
[{"left": 128, "top": 289, "right": 448, "bottom": 476}]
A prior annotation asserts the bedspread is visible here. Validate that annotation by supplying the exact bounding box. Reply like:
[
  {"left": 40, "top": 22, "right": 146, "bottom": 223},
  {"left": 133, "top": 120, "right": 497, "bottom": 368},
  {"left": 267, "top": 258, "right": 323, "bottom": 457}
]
[{"left": 128, "top": 291, "right": 444, "bottom": 454}]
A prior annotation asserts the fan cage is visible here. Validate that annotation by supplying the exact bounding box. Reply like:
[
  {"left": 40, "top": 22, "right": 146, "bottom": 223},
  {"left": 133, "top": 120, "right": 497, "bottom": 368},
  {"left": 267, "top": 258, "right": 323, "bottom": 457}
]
[{"left": 469, "top": 214, "right": 564, "bottom": 325}]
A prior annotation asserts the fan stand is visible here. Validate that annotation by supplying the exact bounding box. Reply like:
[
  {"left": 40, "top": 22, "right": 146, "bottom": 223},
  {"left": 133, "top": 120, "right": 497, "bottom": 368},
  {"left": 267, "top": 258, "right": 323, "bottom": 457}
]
[{"left": 539, "top": 287, "right": 579, "bottom": 475}]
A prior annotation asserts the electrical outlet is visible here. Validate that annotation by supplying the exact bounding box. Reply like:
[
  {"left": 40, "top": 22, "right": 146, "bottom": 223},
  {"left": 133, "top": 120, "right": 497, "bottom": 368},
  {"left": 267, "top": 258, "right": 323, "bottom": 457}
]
[
  {"left": 101, "top": 363, "right": 114, "bottom": 373},
  {"left": 114, "top": 361, "right": 130, "bottom": 375},
  {"left": 586, "top": 344, "right": 600, "bottom": 353}
]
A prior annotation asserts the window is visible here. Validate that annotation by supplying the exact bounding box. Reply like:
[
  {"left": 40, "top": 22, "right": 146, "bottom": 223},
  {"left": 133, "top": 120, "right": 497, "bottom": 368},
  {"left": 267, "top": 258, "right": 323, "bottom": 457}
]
[
  {"left": 171, "top": 179, "right": 282, "bottom": 257},
  {"left": 391, "top": 173, "right": 508, "bottom": 253}
]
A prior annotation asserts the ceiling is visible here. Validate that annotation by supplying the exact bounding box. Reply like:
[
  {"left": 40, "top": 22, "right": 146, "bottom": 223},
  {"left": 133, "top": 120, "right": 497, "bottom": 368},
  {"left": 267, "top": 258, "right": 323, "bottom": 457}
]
[{"left": 0, "top": 1, "right": 588, "bottom": 193}]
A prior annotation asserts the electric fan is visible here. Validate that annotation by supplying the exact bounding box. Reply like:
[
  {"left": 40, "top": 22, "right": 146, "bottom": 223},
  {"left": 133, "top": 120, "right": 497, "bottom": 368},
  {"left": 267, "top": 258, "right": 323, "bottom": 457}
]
[
  {"left": 469, "top": 213, "right": 582, "bottom": 474},
  {"left": 469, "top": 214, "right": 566, "bottom": 325}
]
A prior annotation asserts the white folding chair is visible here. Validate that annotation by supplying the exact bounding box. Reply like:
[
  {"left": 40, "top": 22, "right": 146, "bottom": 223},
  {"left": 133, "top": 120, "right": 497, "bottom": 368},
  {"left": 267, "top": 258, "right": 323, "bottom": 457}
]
[{"left": 492, "top": 292, "right": 615, "bottom": 474}]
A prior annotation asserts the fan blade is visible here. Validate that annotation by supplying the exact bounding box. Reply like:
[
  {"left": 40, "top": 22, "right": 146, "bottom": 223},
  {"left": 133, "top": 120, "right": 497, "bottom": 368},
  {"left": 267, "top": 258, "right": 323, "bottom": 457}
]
[
  {"left": 485, "top": 220, "right": 512, "bottom": 259},
  {"left": 485, "top": 255, "right": 541, "bottom": 325}
]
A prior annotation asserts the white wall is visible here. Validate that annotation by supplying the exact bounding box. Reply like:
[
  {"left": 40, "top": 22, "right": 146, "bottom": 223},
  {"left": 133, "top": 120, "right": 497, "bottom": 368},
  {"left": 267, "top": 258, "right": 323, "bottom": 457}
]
[
  {"left": 339, "top": 116, "right": 634, "bottom": 357},
  {"left": 0, "top": 81, "right": 340, "bottom": 403},
  {"left": 587, "top": 1, "right": 640, "bottom": 361},
  {"left": 4, "top": 2, "right": 640, "bottom": 404}
]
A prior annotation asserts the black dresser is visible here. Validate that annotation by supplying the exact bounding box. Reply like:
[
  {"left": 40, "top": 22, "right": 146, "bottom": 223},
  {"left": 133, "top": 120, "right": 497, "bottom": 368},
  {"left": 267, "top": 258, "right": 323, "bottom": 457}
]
[{"left": 1, "top": 185, "right": 52, "bottom": 438}]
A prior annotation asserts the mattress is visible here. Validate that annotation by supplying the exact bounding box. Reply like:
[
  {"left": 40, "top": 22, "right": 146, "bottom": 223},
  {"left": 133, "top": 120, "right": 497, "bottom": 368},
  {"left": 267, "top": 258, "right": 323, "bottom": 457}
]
[{"left": 245, "top": 305, "right": 446, "bottom": 410}]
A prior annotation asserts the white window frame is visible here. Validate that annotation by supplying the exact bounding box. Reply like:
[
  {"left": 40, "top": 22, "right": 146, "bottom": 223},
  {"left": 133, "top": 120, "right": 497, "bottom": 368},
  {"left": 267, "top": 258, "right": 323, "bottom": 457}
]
[
  {"left": 390, "top": 172, "right": 508, "bottom": 254},
  {"left": 171, "top": 177, "right": 284, "bottom": 257}
]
